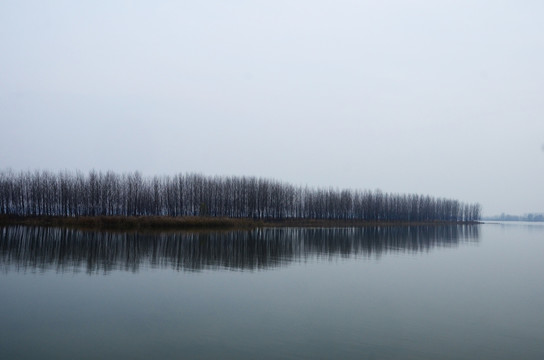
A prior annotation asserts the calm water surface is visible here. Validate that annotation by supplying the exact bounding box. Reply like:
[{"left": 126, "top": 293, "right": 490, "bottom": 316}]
[{"left": 1, "top": 223, "right": 543, "bottom": 359}]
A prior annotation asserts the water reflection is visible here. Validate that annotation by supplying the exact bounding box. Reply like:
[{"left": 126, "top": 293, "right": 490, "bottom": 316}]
[{"left": 0, "top": 226, "right": 479, "bottom": 274}]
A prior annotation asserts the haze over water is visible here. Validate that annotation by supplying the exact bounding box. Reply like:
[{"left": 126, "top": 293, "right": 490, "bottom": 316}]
[{"left": 1, "top": 223, "right": 543, "bottom": 359}]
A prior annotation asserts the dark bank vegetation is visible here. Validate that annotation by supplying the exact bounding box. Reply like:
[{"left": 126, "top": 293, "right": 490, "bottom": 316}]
[
  {"left": 0, "top": 215, "right": 258, "bottom": 230},
  {"left": 0, "top": 170, "right": 481, "bottom": 226},
  {"left": 0, "top": 215, "right": 474, "bottom": 231}
]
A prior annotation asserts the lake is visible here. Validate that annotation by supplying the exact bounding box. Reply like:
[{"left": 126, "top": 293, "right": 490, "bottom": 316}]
[{"left": 1, "top": 223, "right": 543, "bottom": 359}]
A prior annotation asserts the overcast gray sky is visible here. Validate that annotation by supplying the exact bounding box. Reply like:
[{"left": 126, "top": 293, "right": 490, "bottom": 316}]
[{"left": 1, "top": 1, "right": 543, "bottom": 216}]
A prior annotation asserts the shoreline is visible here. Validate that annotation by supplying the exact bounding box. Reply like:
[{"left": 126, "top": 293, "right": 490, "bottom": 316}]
[{"left": 0, "top": 215, "right": 481, "bottom": 231}]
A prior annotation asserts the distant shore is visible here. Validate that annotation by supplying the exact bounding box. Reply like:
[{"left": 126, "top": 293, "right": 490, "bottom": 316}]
[{"left": 0, "top": 215, "right": 481, "bottom": 231}]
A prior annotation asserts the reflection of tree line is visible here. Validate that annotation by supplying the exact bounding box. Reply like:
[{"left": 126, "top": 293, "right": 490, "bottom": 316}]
[{"left": 0, "top": 226, "right": 479, "bottom": 274}]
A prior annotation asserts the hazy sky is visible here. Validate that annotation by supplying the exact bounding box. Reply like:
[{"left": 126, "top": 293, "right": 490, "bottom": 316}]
[{"left": 1, "top": 1, "right": 543, "bottom": 216}]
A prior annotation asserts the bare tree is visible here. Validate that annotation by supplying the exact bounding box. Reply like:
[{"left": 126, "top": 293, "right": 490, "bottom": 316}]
[{"left": 0, "top": 169, "right": 481, "bottom": 222}]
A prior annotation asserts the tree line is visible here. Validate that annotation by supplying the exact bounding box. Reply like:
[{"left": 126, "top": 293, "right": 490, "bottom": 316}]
[
  {"left": 0, "top": 169, "right": 481, "bottom": 222},
  {"left": 484, "top": 213, "right": 544, "bottom": 222}
]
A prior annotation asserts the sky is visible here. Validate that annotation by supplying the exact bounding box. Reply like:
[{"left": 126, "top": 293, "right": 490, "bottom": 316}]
[{"left": 1, "top": 1, "right": 543, "bottom": 216}]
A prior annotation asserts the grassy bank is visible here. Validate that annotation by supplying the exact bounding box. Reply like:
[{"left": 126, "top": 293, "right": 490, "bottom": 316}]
[
  {"left": 0, "top": 215, "right": 480, "bottom": 231},
  {"left": 0, "top": 215, "right": 259, "bottom": 230}
]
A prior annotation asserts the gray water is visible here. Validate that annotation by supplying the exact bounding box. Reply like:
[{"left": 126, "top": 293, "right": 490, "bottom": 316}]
[{"left": 0, "top": 223, "right": 542, "bottom": 359}]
